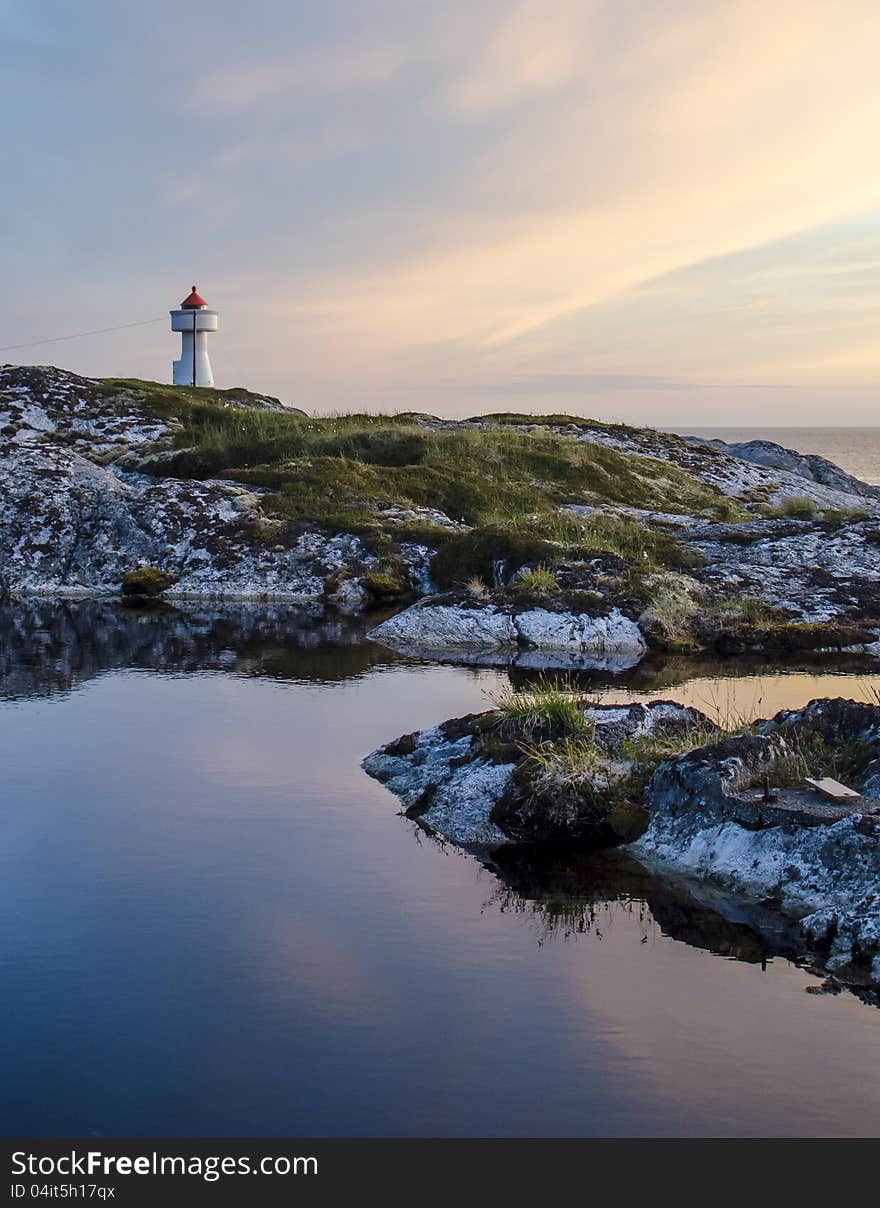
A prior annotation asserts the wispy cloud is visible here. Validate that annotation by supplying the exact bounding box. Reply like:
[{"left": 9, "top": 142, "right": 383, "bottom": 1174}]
[
  {"left": 463, "top": 372, "right": 694, "bottom": 394},
  {"left": 194, "top": 42, "right": 407, "bottom": 110},
  {"left": 445, "top": 0, "right": 594, "bottom": 116},
  {"left": 5, "top": 0, "right": 880, "bottom": 422}
]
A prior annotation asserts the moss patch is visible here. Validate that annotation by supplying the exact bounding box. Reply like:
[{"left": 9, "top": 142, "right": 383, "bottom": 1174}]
[{"left": 121, "top": 565, "right": 177, "bottom": 599}]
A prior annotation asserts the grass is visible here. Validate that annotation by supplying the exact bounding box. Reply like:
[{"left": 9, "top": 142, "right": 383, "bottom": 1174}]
[
  {"left": 480, "top": 676, "right": 706, "bottom": 808},
  {"left": 103, "top": 377, "right": 739, "bottom": 551},
  {"left": 489, "top": 676, "right": 589, "bottom": 741},
  {"left": 97, "top": 377, "right": 291, "bottom": 416},
  {"left": 767, "top": 495, "right": 821, "bottom": 521},
  {"left": 514, "top": 564, "right": 558, "bottom": 594},
  {"left": 464, "top": 575, "right": 490, "bottom": 600},
  {"left": 760, "top": 495, "right": 870, "bottom": 526},
  {"left": 468, "top": 413, "right": 615, "bottom": 429},
  {"left": 634, "top": 571, "right": 703, "bottom": 643},
  {"left": 619, "top": 721, "right": 726, "bottom": 764},
  {"left": 431, "top": 511, "right": 702, "bottom": 589},
  {"left": 769, "top": 727, "right": 875, "bottom": 789},
  {"left": 517, "top": 736, "right": 608, "bottom": 798}
]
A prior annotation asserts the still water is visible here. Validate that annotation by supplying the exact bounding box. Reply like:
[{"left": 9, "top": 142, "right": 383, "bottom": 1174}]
[{"left": 1, "top": 602, "right": 879, "bottom": 1137}]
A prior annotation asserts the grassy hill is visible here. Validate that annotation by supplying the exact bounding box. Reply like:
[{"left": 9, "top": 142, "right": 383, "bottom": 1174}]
[{"left": 100, "top": 378, "right": 741, "bottom": 589}]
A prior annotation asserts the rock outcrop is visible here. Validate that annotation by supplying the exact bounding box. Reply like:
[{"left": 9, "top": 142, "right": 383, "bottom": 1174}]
[
  {"left": 362, "top": 715, "right": 515, "bottom": 847},
  {"left": 689, "top": 436, "right": 880, "bottom": 502},
  {"left": 5, "top": 366, "right": 880, "bottom": 645},
  {"left": 362, "top": 699, "right": 706, "bottom": 848},
  {"left": 0, "top": 366, "right": 430, "bottom": 603},
  {"left": 633, "top": 698, "right": 880, "bottom": 987},
  {"left": 368, "top": 600, "right": 645, "bottom": 667},
  {"left": 366, "top": 694, "right": 880, "bottom": 989}
]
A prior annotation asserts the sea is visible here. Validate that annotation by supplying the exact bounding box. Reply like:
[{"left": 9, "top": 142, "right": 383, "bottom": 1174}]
[{"left": 681, "top": 427, "right": 880, "bottom": 485}]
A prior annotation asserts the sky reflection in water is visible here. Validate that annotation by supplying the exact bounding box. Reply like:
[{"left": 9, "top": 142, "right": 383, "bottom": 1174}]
[{"left": 1, "top": 602, "right": 878, "bottom": 1137}]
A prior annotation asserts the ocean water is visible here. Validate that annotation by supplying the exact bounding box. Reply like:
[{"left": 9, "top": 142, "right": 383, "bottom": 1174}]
[{"left": 681, "top": 427, "right": 880, "bottom": 485}]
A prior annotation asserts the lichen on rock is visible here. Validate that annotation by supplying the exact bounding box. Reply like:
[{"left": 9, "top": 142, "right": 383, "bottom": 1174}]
[{"left": 633, "top": 697, "right": 880, "bottom": 987}]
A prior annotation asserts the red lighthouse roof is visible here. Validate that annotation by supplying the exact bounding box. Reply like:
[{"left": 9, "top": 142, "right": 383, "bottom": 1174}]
[{"left": 180, "top": 284, "right": 207, "bottom": 309}]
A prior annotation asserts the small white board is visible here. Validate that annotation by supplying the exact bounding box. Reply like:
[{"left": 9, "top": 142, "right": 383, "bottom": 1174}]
[{"left": 805, "top": 777, "right": 861, "bottom": 801}]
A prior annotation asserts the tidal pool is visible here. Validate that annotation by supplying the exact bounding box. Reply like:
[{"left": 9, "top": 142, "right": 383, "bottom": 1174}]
[{"left": 1, "top": 602, "right": 878, "bottom": 1137}]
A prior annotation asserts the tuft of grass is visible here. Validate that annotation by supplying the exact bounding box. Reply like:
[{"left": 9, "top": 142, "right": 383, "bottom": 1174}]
[
  {"left": 489, "top": 676, "right": 588, "bottom": 741},
  {"left": 760, "top": 495, "right": 869, "bottom": 526},
  {"left": 819, "top": 507, "right": 871, "bottom": 526},
  {"left": 762, "top": 495, "right": 820, "bottom": 521},
  {"left": 518, "top": 735, "right": 607, "bottom": 797},
  {"left": 619, "top": 721, "right": 726, "bottom": 765},
  {"left": 465, "top": 575, "right": 490, "bottom": 601},
  {"left": 636, "top": 571, "right": 703, "bottom": 642},
  {"left": 578, "top": 513, "right": 703, "bottom": 569},
  {"left": 769, "top": 727, "right": 875, "bottom": 788},
  {"left": 515, "top": 564, "right": 557, "bottom": 593},
  {"left": 703, "top": 594, "right": 777, "bottom": 627}
]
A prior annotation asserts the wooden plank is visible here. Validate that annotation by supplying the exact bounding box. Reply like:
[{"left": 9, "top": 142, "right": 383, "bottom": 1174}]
[{"left": 805, "top": 776, "right": 861, "bottom": 801}]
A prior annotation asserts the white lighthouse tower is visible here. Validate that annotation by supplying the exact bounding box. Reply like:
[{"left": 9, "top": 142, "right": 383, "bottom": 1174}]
[{"left": 170, "top": 285, "right": 218, "bottom": 387}]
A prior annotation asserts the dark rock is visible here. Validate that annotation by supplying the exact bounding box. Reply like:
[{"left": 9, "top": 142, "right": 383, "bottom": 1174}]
[{"left": 383, "top": 732, "right": 417, "bottom": 758}]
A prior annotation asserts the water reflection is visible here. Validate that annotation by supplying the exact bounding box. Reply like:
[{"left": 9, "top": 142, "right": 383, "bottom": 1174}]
[
  {"left": 5, "top": 599, "right": 880, "bottom": 710},
  {"left": 0, "top": 599, "right": 401, "bottom": 701},
  {"left": 2, "top": 601, "right": 879, "bottom": 1136},
  {"left": 485, "top": 845, "right": 802, "bottom": 969}
]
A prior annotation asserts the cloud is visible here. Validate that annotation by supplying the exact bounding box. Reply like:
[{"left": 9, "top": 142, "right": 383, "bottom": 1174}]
[
  {"left": 194, "top": 41, "right": 407, "bottom": 110},
  {"left": 446, "top": 0, "right": 595, "bottom": 115},
  {"left": 463, "top": 372, "right": 695, "bottom": 394},
  {"left": 6, "top": 0, "right": 880, "bottom": 422},
  {"left": 244, "top": 0, "right": 880, "bottom": 395}
]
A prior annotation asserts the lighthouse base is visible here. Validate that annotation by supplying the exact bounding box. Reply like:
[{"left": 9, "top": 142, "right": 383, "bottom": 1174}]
[{"left": 173, "top": 352, "right": 214, "bottom": 388}]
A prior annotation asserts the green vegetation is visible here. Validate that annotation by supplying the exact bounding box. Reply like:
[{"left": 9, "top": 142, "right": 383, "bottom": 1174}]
[
  {"left": 632, "top": 571, "right": 703, "bottom": 645},
  {"left": 760, "top": 495, "right": 869, "bottom": 526},
  {"left": 120, "top": 565, "right": 177, "bottom": 599},
  {"left": 629, "top": 570, "right": 864, "bottom": 656},
  {"left": 490, "top": 676, "right": 589, "bottom": 741},
  {"left": 487, "top": 675, "right": 741, "bottom": 794},
  {"left": 619, "top": 721, "right": 726, "bottom": 764},
  {"left": 820, "top": 507, "right": 871, "bottom": 526},
  {"left": 361, "top": 569, "right": 409, "bottom": 602},
  {"left": 464, "top": 575, "right": 490, "bottom": 601},
  {"left": 767, "top": 494, "right": 820, "bottom": 520},
  {"left": 468, "top": 413, "right": 614, "bottom": 429},
  {"left": 518, "top": 735, "right": 607, "bottom": 798},
  {"left": 98, "top": 377, "right": 293, "bottom": 417},
  {"left": 507, "top": 564, "right": 560, "bottom": 605},
  {"left": 768, "top": 728, "right": 875, "bottom": 789},
  {"left": 430, "top": 511, "right": 704, "bottom": 590},
  {"left": 101, "top": 380, "right": 741, "bottom": 580}
]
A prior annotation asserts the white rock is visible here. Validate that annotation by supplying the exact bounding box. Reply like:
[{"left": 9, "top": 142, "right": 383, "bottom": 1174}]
[
  {"left": 513, "top": 607, "right": 645, "bottom": 652},
  {"left": 328, "top": 577, "right": 369, "bottom": 614},
  {"left": 362, "top": 725, "right": 513, "bottom": 846},
  {"left": 369, "top": 603, "right": 518, "bottom": 648}
]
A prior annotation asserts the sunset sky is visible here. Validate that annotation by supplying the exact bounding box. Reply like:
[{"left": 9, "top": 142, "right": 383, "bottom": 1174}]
[{"left": 2, "top": 0, "right": 880, "bottom": 423}]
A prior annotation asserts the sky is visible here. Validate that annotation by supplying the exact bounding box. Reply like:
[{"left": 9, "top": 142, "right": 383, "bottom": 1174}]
[{"left": 2, "top": 0, "right": 880, "bottom": 424}]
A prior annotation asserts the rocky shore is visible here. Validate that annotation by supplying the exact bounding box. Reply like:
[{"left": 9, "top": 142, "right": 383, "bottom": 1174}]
[
  {"left": 364, "top": 695, "right": 880, "bottom": 993},
  {"left": 4, "top": 366, "right": 880, "bottom": 673},
  {"left": 0, "top": 366, "right": 432, "bottom": 604}
]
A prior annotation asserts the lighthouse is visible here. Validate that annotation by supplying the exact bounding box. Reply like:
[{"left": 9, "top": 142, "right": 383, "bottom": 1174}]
[{"left": 170, "top": 285, "right": 218, "bottom": 387}]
